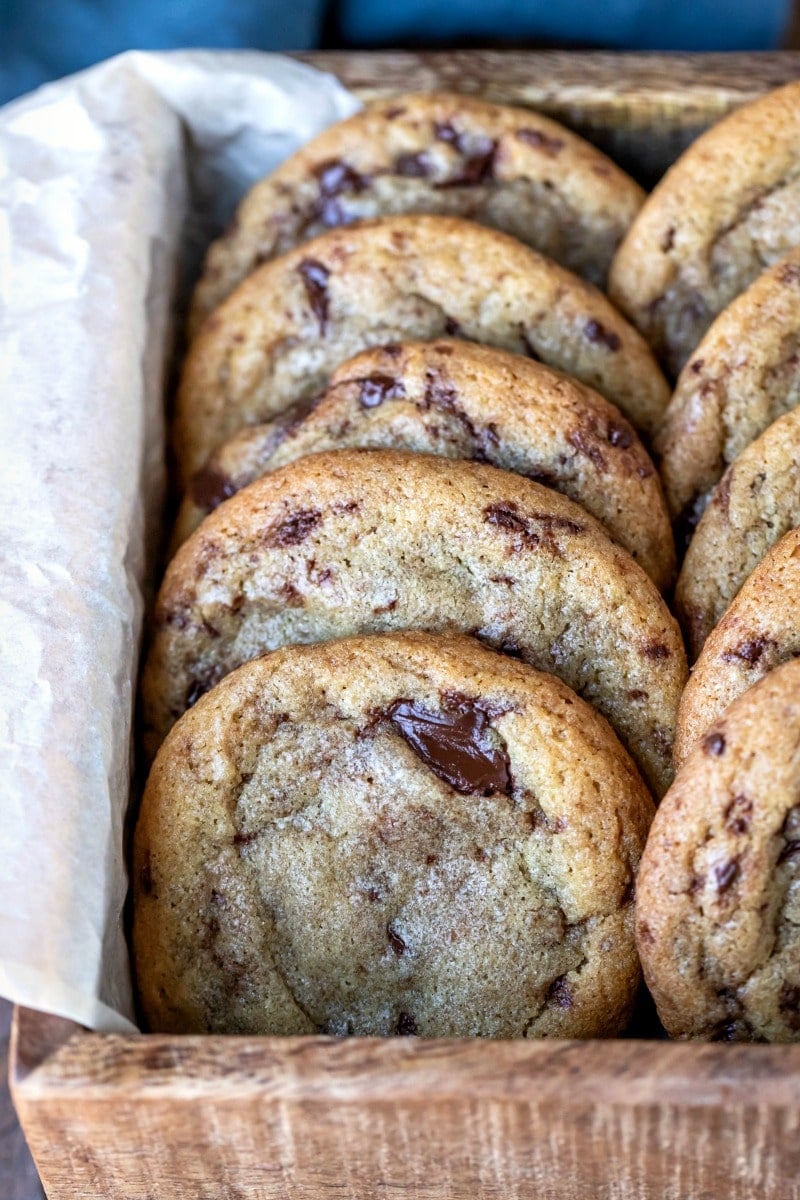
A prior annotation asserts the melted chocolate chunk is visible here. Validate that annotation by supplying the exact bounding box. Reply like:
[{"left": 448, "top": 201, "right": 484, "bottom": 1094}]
[
  {"left": 264, "top": 508, "right": 321, "bottom": 548},
  {"left": 387, "top": 921, "right": 409, "bottom": 956},
  {"left": 516, "top": 128, "right": 565, "bottom": 157},
  {"left": 388, "top": 698, "right": 511, "bottom": 796},
  {"left": 437, "top": 138, "right": 497, "bottom": 188},
  {"left": 394, "top": 152, "right": 432, "bottom": 178},
  {"left": 434, "top": 120, "right": 462, "bottom": 147},
  {"left": 721, "top": 637, "right": 776, "bottom": 667},
  {"left": 314, "top": 158, "right": 368, "bottom": 198},
  {"left": 714, "top": 858, "right": 740, "bottom": 893},
  {"left": 703, "top": 732, "right": 726, "bottom": 757},
  {"left": 584, "top": 319, "right": 621, "bottom": 352},
  {"left": 359, "top": 374, "right": 406, "bottom": 408},
  {"left": 444, "top": 316, "right": 462, "bottom": 336},
  {"left": 298, "top": 259, "right": 331, "bottom": 332},
  {"left": 396, "top": 1011, "right": 418, "bottom": 1035},
  {"left": 724, "top": 794, "right": 752, "bottom": 836},
  {"left": 191, "top": 465, "right": 237, "bottom": 513},
  {"left": 608, "top": 424, "right": 633, "bottom": 449},
  {"left": 567, "top": 428, "right": 606, "bottom": 472}
]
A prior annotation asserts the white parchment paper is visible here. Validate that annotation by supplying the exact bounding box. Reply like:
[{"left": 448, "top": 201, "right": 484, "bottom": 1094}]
[{"left": 0, "top": 50, "right": 360, "bottom": 1032}]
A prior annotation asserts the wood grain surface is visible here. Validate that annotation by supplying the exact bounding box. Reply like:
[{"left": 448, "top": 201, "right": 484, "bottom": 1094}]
[
  {"left": 0, "top": 1003, "right": 43, "bottom": 1200},
  {"left": 12, "top": 1007, "right": 800, "bottom": 1199}
]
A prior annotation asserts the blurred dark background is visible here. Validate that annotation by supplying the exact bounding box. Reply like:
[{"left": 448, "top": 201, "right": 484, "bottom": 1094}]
[{"left": 0, "top": 0, "right": 796, "bottom": 107}]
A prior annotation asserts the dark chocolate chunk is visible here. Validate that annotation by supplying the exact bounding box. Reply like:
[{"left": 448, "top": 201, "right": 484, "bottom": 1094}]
[
  {"left": 444, "top": 316, "right": 462, "bottom": 336},
  {"left": 702, "top": 732, "right": 726, "bottom": 757},
  {"left": 313, "top": 158, "right": 368, "bottom": 198},
  {"left": 714, "top": 858, "right": 740, "bottom": 893},
  {"left": 263, "top": 508, "right": 321, "bottom": 548},
  {"left": 721, "top": 637, "right": 776, "bottom": 667},
  {"left": 516, "top": 128, "right": 565, "bottom": 157},
  {"left": 395, "top": 1011, "right": 418, "bottom": 1035},
  {"left": 387, "top": 921, "right": 409, "bottom": 956},
  {"left": 546, "top": 976, "right": 573, "bottom": 1009},
  {"left": 394, "top": 152, "right": 432, "bottom": 178},
  {"left": 584, "top": 319, "right": 621, "bottom": 352},
  {"left": 359, "top": 374, "right": 406, "bottom": 408},
  {"left": 437, "top": 138, "right": 497, "bottom": 188},
  {"left": 779, "top": 982, "right": 800, "bottom": 1030},
  {"left": 434, "top": 120, "right": 462, "bottom": 147},
  {"left": 724, "top": 794, "right": 752, "bottom": 836},
  {"left": 567, "top": 428, "right": 606, "bottom": 472},
  {"left": 642, "top": 641, "right": 671, "bottom": 661},
  {"left": 190, "top": 465, "right": 237, "bottom": 513},
  {"left": 388, "top": 697, "right": 511, "bottom": 796},
  {"left": 608, "top": 424, "right": 633, "bottom": 449},
  {"left": 298, "top": 258, "right": 331, "bottom": 332}
]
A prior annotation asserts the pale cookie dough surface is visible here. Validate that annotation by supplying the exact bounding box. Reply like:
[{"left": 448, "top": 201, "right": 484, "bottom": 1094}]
[
  {"left": 176, "top": 215, "right": 670, "bottom": 481},
  {"left": 656, "top": 250, "right": 800, "bottom": 529},
  {"left": 177, "top": 339, "right": 674, "bottom": 589},
  {"left": 676, "top": 406, "right": 800, "bottom": 659},
  {"left": 134, "top": 632, "right": 654, "bottom": 1037},
  {"left": 676, "top": 530, "right": 800, "bottom": 763},
  {"left": 637, "top": 659, "right": 800, "bottom": 1041},
  {"left": 610, "top": 82, "right": 800, "bottom": 378},
  {"left": 189, "top": 91, "right": 645, "bottom": 336},
  {"left": 143, "top": 450, "right": 687, "bottom": 796}
]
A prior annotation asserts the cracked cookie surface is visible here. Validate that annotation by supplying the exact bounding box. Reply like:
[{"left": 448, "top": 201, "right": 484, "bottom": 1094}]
[
  {"left": 637, "top": 658, "right": 800, "bottom": 1041},
  {"left": 188, "top": 91, "right": 644, "bottom": 337},
  {"left": 142, "top": 450, "right": 686, "bottom": 796},
  {"left": 177, "top": 338, "right": 674, "bottom": 589},
  {"left": 656, "top": 249, "right": 800, "bottom": 528},
  {"left": 609, "top": 81, "right": 800, "bottom": 378},
  {"left": 176, "top": 214, "right": 669, "bottom": 481},
  {"left": 675, "top": 530, "right": 800, "bottom": 763},
  {"left": 134, "top": 631, "right": 654, "bottom": 1037},
  {"left": 676, "top": 405, "right": 800, "bottom": 658}
]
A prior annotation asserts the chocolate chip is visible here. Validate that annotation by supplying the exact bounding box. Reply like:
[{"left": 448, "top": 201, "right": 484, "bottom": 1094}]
[
  {"left": 660, "top": 226, "right": 676, "bottom": 252},
  {"left": 437, "top": 138, "right": 497, "bottom": 188},
  {"left": 608, "top": 424, "right": 633, "bottom": 449},
  {"left": 190, "top": 465, "right": 237, "bottom": 513},
  {"left": 714, "top": 858, "right": 740, "bottom": 893},
  {"left": 546, "top": 976, "right": 573, "bottom": 1009},
  {"left": 584, "top": 319, "right": 621, "bottom": 352},
  {"left": 384, "top": 105, "right": 405, "bottom": 120},
  {"left": 185, "top": 667, "right": 223, "bottom": 710},
  {"left": 395, "top": 1011, "right": 418, "bottom": 1035},
  {"left": 387, "top": 921, "right": 409, "bottom": 956},
  {"left": 629, "top": 688, "right": 648, "bottom": 701},
  {"left": 567, "top": 428, "right": 607, "bottom": 472},
  {"left": 521, "top": 333, "right": 541, "bottom": 361},
  {"left": 444, "top": 316, "right": 462, "bottom": 336},
  {"left": 298, "top": 258, "right": 331, "bottom": 332},
  {"left": 313, "top": 158, "right": 368, "bottom": 198},
  {"left": 703, "top": 732, "right": 726, "bottom": 757},
  {"left": 690, "top": 358, "right": 705, "bottom": 374},
  {"left": 721, "top": 637, "right": 776, "bottom": 667},
  {"left": 233, "top": 829, "right": 260, "bottom": 848},
  {"left": 516, "top": 128, "right": 565, "bottom": 157},
  {"left": 724, "top": 794, "right": 752, "bottom": 836},
  {"left": 394, "top": 152, "right": 432, "bottom": 178},
  {"left": 434, "top": 120, "right": 462, "bottom": 147},
  {"left": 263, "top": 508, "right": 321, "bottom": 547},
  {"left": 388, "top": 697, "right": 511, "bottom": 796},
  {"left": 777, "top": 261, "right": 800, "bottom": 286},
  {"left": 359, "top": 373, "right": 406, "bottom": 408},
  {"left": 642, "top": 641, "right": 671, "bottom": 661},
  {"left": 779, "top": 982, "right": 800, "bottom": 1030},
  {"left": 279, "top": 581, "right": 304, "bottom": 607}
]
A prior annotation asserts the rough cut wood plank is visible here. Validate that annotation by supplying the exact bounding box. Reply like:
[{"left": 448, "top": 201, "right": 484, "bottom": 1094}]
[
  {"left": 298, "top": 50, "right": 800, "bottom": 182},
  {"left": 12, "top": 1008, "right": 800, "bottom": 1199}
]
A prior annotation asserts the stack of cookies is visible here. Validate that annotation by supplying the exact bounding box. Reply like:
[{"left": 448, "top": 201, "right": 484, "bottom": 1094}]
[{"left": 134, "top": 83, "right": 800, "bottom": 1043}]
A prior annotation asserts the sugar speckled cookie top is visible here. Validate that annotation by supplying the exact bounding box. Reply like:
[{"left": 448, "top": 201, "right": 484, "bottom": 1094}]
[
  {"left": 143, "top": 450, "right": 686, "bottom": 795},
  {"left": 175, "top": 215, "right": 670, "bottom": 481},
  {"left": 676, "top": 405, "right": 800, "bottom": 658},
  {"left": 134, "top": 632, "right": 654, "bottom": 1037},
  {"left": 637, "top": 658, "right": 800, "bottom": 1041},
  {"left": 656, "top": 249, "right": 800, "bottom": 529},
  {"left": 610, "top": 82, "right": 800, "bottom": 377},
  {"left": 189, "top": 91, "right": 645, "bottom": 336},
  {"left": 675, "top": 530, "right": 800, "bottom": 764},
  {"left": 177, "top": 339, "right": 674, "bottom": 589}
]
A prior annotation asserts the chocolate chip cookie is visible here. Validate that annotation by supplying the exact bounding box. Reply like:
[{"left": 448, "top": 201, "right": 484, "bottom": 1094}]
[
  {"left": 609, "top": 81, "right": 800, "bottom": 378},
  {"left": 676, "top": 405, "right": 800, "bottom": 658},
  {"left": 189, "top": 91, "right": 645, "bottom": 337},
  {"left": 637, "top": 657, "right": 800, "bottom": 1041},
  {"left": 135, "top": 631, "right": 655, "bottom": 1037},
  {"left": 675, "top": 530, "right": 800, "bottom": 763},
  {"left": 176, "top": 215, "right": 670, "bottom": 481},
  {"left": 656, "top": 249, "right": 800, "bottom": 530},
  {"left": 177, "top": 339, "right": 674, "bottom": 589},
  {"left": 142, "top": 450, "right": 687, "bottom": 796}
]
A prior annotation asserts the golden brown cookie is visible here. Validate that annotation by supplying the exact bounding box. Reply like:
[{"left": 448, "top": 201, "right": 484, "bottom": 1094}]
[
  {"left": 142, "top": 450, "right": 687, "bottom": 796},
  {"left": 656, "top": 249, "right": 800, "bottom": 530},
  {"left": 189, "top": 91, "right": 645, "bottom": 336},
  {"left": 675, "top": 530, "right": 800, "bottom": 763},
  {"left": 637, "top": 658, "right": 800, "bottom": 1041},
  {"left": 177, "top": 339, "right": 674, "bottom": 589},
  {"left": 610, "top": 82, "right": 800, "bottom": 377},
  {"left": 134, "top": 631, "right": 654, "bottom": 1037},
  {"left": 176, "top": 215, "right": 670, "bottom": 482},
  {"left": 676, "top": 406, "right": 800, "bottom": 658}
]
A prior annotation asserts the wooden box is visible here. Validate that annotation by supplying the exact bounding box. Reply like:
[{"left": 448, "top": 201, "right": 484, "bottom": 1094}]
[{"left": 11, "top": 51, "right": 800, "bottom": 1200}]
